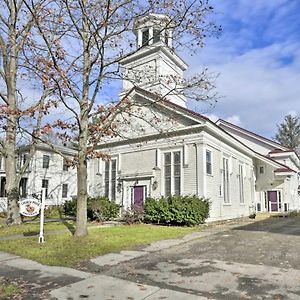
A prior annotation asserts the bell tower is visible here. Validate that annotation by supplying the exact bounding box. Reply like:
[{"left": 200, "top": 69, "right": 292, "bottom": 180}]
[{"left": 120, "top": 13, "right": 188, "bottom": 107}]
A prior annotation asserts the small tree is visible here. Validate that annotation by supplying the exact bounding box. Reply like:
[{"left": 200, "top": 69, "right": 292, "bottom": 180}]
[{"left": 275, "top": 115, "right": 300, "bottom": 150}]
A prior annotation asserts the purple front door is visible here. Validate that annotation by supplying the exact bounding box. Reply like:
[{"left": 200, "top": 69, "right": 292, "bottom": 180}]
[
  {"left": 268, "top": 191, "right": 278, "bottom": 212},
  {"left": 133, "top": 186, "right": 144, "bottom": 207}
]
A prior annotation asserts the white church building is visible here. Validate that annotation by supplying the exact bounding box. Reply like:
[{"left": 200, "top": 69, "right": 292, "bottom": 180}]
[{"left": 88, "top": 13, "right": 300, "bottom": 221}]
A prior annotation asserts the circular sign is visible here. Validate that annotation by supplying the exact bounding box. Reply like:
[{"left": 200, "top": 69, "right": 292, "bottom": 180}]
[{"left": 19, "top": 199, "right": 41, "bottom": 217}]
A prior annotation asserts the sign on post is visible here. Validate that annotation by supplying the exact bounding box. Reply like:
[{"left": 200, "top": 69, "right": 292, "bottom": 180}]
[
  {"left": 19, "top": 188, "right": 46, "bottom": 243},
  {"left": 19, "top": 199, "right": 41, "bottom": 217}
]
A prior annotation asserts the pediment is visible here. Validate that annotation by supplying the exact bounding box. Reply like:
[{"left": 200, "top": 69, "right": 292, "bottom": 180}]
[{"left": 101, "top": 88, "right": 205, "bottom": 144}]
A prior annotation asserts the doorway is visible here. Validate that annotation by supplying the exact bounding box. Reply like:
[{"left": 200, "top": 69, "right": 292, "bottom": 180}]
[
  {"left": 133, "top": 186, "right": 145, "bottom": 207},
  {"left": 267, "top": 191, "right": 281, "bottom": 212}
]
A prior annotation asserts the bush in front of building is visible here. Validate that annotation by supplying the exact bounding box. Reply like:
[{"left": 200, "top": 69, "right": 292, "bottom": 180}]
[
  {"left": 122, "top": 204, "right": 145, "bottom": 224},
  {"left": 144, "top": 195, "right": 210, "bottom": 226},
  {"left": 63, "top": 197, "right": 120, "bottom": 222}
]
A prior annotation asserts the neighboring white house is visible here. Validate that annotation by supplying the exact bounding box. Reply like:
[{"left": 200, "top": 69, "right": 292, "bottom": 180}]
[
  {"left": 0, "top": 144, "right": 77, "bottom": 211},
  {"left": 88, "top": 13, "right": 300, "bottom": 221}
]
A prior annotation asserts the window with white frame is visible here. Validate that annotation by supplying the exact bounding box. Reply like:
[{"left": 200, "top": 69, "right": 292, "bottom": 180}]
[
  {"left": 62, "top": 183, "right": 68, "bottom": 198},
  {"left": 222, "top": 157, "right": 230, "bottom": 203},
  {"left": 206, "top": 150, "right": 212, "bottom": 175},
  {"left": 238, "top": 164, "right": 244, "bottom": 204},
  {"left": 104, "top": 159, "right": 117, "bottom": 201},
  {"left": 43, "top": 155, "right": 50, "bottom": 169},
  {"left": 258, "top": 165, "right": 265, "bottom": 174},
  {"left": 164, "top": 151, "right": 181, "bottom": 196}
]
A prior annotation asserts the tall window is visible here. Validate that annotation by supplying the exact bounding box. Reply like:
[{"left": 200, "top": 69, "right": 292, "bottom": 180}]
[
  {"left": 104, "top": 161, "right": 110, "bottom": 198},
  {"left": 62, "top": 184, "right": 68, "bottom": 198},
  {"left": 153, "top": 29, "right": 160, "bottom": 43},
  {"left": 111, "top": 160, "right": 116, "bottom": 201},
  {"left": 164, "top": 151, "right": 181, "bottom": 196},
  {"left": 222, "top": 157, "right": 230, "bottom": 203},
  {"left": 43, "top": 155, "right": 50, "bottom": 169},
  {"left": 164, "top": 153, "right": 171, "bottom": 196},
  {"left": 42, "top": 179, "right": 49, "bottom": 198},
  {"left": 206, "top": 150, "right": 212, "bottom": 175},
  {"left": 238, "top": 164, "right": 244, "bottom": 204},
  {"left": 63, "top": 158, "right": 69, "bottom": 171},
  {"left": 142, "top": 29, "right": 149, "bottom": 46},
  {"left": 104, "top": 159, "right": 117, "bottom": 201}
]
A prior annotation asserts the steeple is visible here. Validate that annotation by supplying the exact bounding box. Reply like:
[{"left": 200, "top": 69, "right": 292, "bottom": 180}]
[{"left": 120, "top": 13, "right": 188, "bottom": 107}]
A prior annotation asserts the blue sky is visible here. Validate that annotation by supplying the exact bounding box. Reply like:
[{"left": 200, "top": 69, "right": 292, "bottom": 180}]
[{"left": 185, "top": 0, "right": 300, "bottom": 139}]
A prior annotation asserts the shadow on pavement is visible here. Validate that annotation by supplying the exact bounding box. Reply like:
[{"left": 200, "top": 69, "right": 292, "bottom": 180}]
[{"left": 233, "top": 216, "right": 300, "bottom": 236}]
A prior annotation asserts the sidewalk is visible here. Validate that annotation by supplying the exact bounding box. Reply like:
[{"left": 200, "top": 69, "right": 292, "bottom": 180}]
[{"left": 0, "top": 219, "right": 254, "bottom": 299}]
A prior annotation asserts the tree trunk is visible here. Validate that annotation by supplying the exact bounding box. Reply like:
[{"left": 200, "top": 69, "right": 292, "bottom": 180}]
[
  {"left": 74, "top": 3, "right": 90, "bottom": 237},
  {"left": 5, "top": 2, "right": 21, "bottom": 225},
  {"left": 75, "top": 142, "right": 88, "bottom": 237}
]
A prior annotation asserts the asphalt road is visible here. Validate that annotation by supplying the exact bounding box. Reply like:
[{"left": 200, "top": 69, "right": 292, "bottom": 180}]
[{"left": 100, "top": 217, "right": 300, "bottom": 299}]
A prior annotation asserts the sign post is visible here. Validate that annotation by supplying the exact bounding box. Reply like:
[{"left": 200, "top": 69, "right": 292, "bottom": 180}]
[{"left": 39, "top": 188, "right": 46, "bottom": 243}]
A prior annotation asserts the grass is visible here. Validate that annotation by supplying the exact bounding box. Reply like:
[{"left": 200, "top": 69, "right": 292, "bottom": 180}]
[
  {"left": 0, "top": 224, "right": 196, "bottom": 267},
  {"left": 0, "top": 220, "right": 76, "bottom": 237},
  {"left": 0, "top": 280, "right": 22, "bottom": 299}
]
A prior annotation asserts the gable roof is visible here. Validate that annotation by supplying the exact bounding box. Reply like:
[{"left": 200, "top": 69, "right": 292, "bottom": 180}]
[
  {"left": 105, "top": 87, "right": 297, "bottom": 173},
  {"left": 216, "top": 119, "right": 292, "bottom": 151}
]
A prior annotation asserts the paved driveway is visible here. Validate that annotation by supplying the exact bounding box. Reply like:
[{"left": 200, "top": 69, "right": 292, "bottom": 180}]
[{"left": 99, "top": 217, "right": 300, "bottom": 299}]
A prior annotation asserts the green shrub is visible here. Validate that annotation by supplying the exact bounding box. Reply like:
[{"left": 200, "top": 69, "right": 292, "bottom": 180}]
[
  {"left": 63, "top": 197, "right": 120, "bottom": 221},
  {"left": 144, "top": 195, "right": 210, "bottom": 226}
]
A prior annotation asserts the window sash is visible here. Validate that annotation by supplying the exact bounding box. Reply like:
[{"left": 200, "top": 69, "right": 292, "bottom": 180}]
[
  {"left": 206, "top": 150, "right": 212, "bottom": 175},
  {"left": 223, "top": 158, "right": 230, "bottom": 203},
  {"left": 62, "top": 184, "right": 68, "bottom": 198},
  {"left": 43, "top": 155, "right": 50, "bottom": 169},
  {"left": 42, "top": 179, "right": 49, "bottom": 197},
  {"left": 164, "top": 151, "right": 181, "bottom": 196},
  {"left": 238, "top": 164, "right": 244, "bottom": 204}
]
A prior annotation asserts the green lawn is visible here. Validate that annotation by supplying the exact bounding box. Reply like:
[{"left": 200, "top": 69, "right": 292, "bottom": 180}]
[
  {"left": 0, "top": 224, "right": 196, "bottom": 267},
  {"left": 0, "top": 220, "right": 76, "bottom": 237}
]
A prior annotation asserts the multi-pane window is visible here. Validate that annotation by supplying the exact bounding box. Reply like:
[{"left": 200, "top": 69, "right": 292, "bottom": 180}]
[
  {"left": 164, "top": 151, "right": 181, "bottom": 196},
  {"left": 238, "top": 164, "right": 244, "bottom": 204},
  {"left": 111, "top": 160, "right": 116, "bottom": 201},
  {"left": 43, "top": 155, "right": 50, "bottom": 169},
  {"left": 104, "top": 161, "right": 110, "bottom": 198},
  {"left": 164, "top": 153, "right": 172, "bottom": 196},
  {"left": 42, "top": 179, "right": 49, "bottom": 198},
  {"left": 206, "top": 150, "right": 212, "bottom": 175},
  {"left": 63, "top": 158, "right": 68, "bottom": 171},
  {"left": 222, "top": 157, "right": 230, "bottom": 203},
  {"left": 62, "top": 184, "right": 68, "bottom": 198},
  {"left": 104, "top": 159, "right": 117, "bottom": 201}
]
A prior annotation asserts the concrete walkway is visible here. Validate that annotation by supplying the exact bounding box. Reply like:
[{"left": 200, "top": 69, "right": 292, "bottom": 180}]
[{"left": 0, "top": 219, "right": 256, "bottom": 299}]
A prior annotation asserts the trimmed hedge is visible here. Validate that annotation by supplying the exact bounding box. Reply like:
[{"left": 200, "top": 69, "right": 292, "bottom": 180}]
[
  {"left": 144, "top": 195, "right": 210, "bottom": 226},
  {"left": 63, "top": 197, "right": 120, "bottom": 222}
]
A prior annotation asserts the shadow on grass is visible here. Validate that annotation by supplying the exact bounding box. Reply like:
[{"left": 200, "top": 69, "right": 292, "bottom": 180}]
[
  {"left": 233, "top": 216, "right": 300, "bottom": 236},
  {"left": 59, "top": 210, "right": 76, "bottom": 235}
]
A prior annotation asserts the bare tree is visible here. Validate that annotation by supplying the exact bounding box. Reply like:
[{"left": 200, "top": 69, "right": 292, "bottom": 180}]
[
  {"left": 24, "top": 0, "right": 221, "bottom": 236},
  {"left": 0, "top": 0, "right": 51, "bottom": 224}
]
